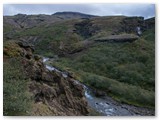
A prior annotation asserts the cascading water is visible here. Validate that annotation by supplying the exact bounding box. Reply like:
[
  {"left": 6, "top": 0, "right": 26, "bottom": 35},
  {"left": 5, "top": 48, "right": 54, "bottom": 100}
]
[{"left": 136, "top": 26, "right": 142, "bottom": 36}]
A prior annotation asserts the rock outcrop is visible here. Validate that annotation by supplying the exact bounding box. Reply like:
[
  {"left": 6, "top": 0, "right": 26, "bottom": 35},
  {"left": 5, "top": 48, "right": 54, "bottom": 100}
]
[
  {"left": 4, "top": 41, "right": 89, "bottom": 116},
  {"left": 74, "top": 19, "right": 100, "bottom": 39},
  {"left": 94, "top": 34, "right": 139, "bottom": 43},
  {"left": 119, "top": 17, "right": 145, "bottom": 34}
]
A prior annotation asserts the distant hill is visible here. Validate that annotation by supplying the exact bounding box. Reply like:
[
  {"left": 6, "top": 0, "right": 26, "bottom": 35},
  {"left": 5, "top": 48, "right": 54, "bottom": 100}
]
[
  {"left": 3, "top": 12, "right": 97, "bottom": 30},
  {"left": 53, "top": 11, "right": 97, "bottom": 19}
]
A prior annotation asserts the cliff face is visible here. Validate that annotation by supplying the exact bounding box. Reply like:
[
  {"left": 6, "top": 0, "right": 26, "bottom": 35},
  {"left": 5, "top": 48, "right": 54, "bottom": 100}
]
[
  {"left": 119, "top": 17, "right": 145, "bottom": 33},
  {"left": 119, "top": 17, "right": 155, "bottom": 33},
  {"left": 3, "top": 41, "right": 89, "bottom": 116}
]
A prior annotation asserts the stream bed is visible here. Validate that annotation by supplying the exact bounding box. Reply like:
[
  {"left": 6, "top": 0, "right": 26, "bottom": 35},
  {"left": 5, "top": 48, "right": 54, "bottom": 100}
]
[{"left": 43, "top": 57, "right": 154, "bottom": 116}]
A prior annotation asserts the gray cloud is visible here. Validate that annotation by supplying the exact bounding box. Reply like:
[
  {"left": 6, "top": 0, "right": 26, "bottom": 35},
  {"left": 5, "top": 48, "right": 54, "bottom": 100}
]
[{"left": 3, "top": 4, "right": 155, "bottom": 19}]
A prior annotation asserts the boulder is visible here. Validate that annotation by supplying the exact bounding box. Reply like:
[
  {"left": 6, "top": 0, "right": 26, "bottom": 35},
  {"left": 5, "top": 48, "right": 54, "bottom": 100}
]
[{"left": 94, "top": 90, "right": 106, "bottom": 97}]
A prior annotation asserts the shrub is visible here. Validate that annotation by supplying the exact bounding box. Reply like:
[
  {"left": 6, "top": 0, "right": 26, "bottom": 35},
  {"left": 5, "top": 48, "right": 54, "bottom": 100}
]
[{"left": 80, "top": 72, "right": 155, "bottom": 108}]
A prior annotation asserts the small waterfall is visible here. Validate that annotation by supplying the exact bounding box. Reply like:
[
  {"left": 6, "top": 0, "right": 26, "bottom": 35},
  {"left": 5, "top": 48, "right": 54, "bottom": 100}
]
[{"left": 136, "top": 26, "right": 142, "bottom": 36}]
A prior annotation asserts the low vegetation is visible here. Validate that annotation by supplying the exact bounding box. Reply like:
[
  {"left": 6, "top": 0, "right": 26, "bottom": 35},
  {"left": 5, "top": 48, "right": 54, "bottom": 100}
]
[
  {"left": 13, "top": 21, "right": 84, "bottom": 57},
  {"left": 51, "top": 28, "right": 155, "bottom": 108},
  {"left": 3, "top": 57, "right": 31, "bottom": 115},
  {"left": 81, "top": 72, "right": 154, "bottom": 107},
  {"left": 3, "top": 40, "right": 22, "bottom": 57}
]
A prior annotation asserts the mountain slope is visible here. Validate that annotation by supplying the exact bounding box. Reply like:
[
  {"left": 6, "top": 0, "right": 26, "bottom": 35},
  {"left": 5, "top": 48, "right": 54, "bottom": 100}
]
[
  {"left": 4, "top": 15, "right": 146, "bottom": 57},
  {"left": 3, "top": 12, "right": 155, "bottom": 114}
]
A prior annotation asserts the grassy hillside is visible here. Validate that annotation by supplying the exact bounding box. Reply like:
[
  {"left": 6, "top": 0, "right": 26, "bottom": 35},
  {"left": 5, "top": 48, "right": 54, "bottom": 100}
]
[
  {"left": 11, "top": 20, "right": 84, "bottom": 57},
  {"left": 4, "top": 16, "right": 128, "bottom": 57},
  {"left": 50, "top": 28, "right": 155, "bottom": 108}
]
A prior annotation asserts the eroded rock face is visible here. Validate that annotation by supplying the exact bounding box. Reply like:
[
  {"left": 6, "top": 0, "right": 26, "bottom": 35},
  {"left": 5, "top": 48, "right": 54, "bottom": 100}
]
[
  {"left": 95, "top": 34, "right": 139, "bottom": 43},
  {"left": 120, "top": 17, "right": 145, "bottom": 34},
  {"left": 4, "top": 41, "right": 89, "bottom": 116},
  {"left": 74, "top": 19, "right": 100, "bottom": 39},
  {"left": 29, "top": 75, "right": 89, "bottom": 115}
]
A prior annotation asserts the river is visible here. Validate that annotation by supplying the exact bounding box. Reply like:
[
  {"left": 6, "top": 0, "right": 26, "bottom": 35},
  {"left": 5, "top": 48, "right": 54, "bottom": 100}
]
[{"left": 42, "top": 57, "right": 154, "bottom": 116}]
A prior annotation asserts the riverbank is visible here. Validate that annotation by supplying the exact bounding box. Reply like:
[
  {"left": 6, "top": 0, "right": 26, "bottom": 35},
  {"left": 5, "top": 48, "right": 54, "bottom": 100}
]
[{"left": 43, "top": 57, "right": 155, "bottom": 116}]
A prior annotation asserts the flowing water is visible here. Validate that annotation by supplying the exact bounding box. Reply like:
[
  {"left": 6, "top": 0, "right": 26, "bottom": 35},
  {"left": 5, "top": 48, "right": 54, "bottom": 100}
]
[{"left": 42, "top": 57, "right": 153, "bottom": 116}]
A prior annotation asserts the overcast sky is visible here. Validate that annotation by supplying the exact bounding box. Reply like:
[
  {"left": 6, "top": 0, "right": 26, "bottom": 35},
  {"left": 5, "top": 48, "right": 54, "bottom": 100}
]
[{"left": 3, "top": 4, "right": 155, "bottom": 19}]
